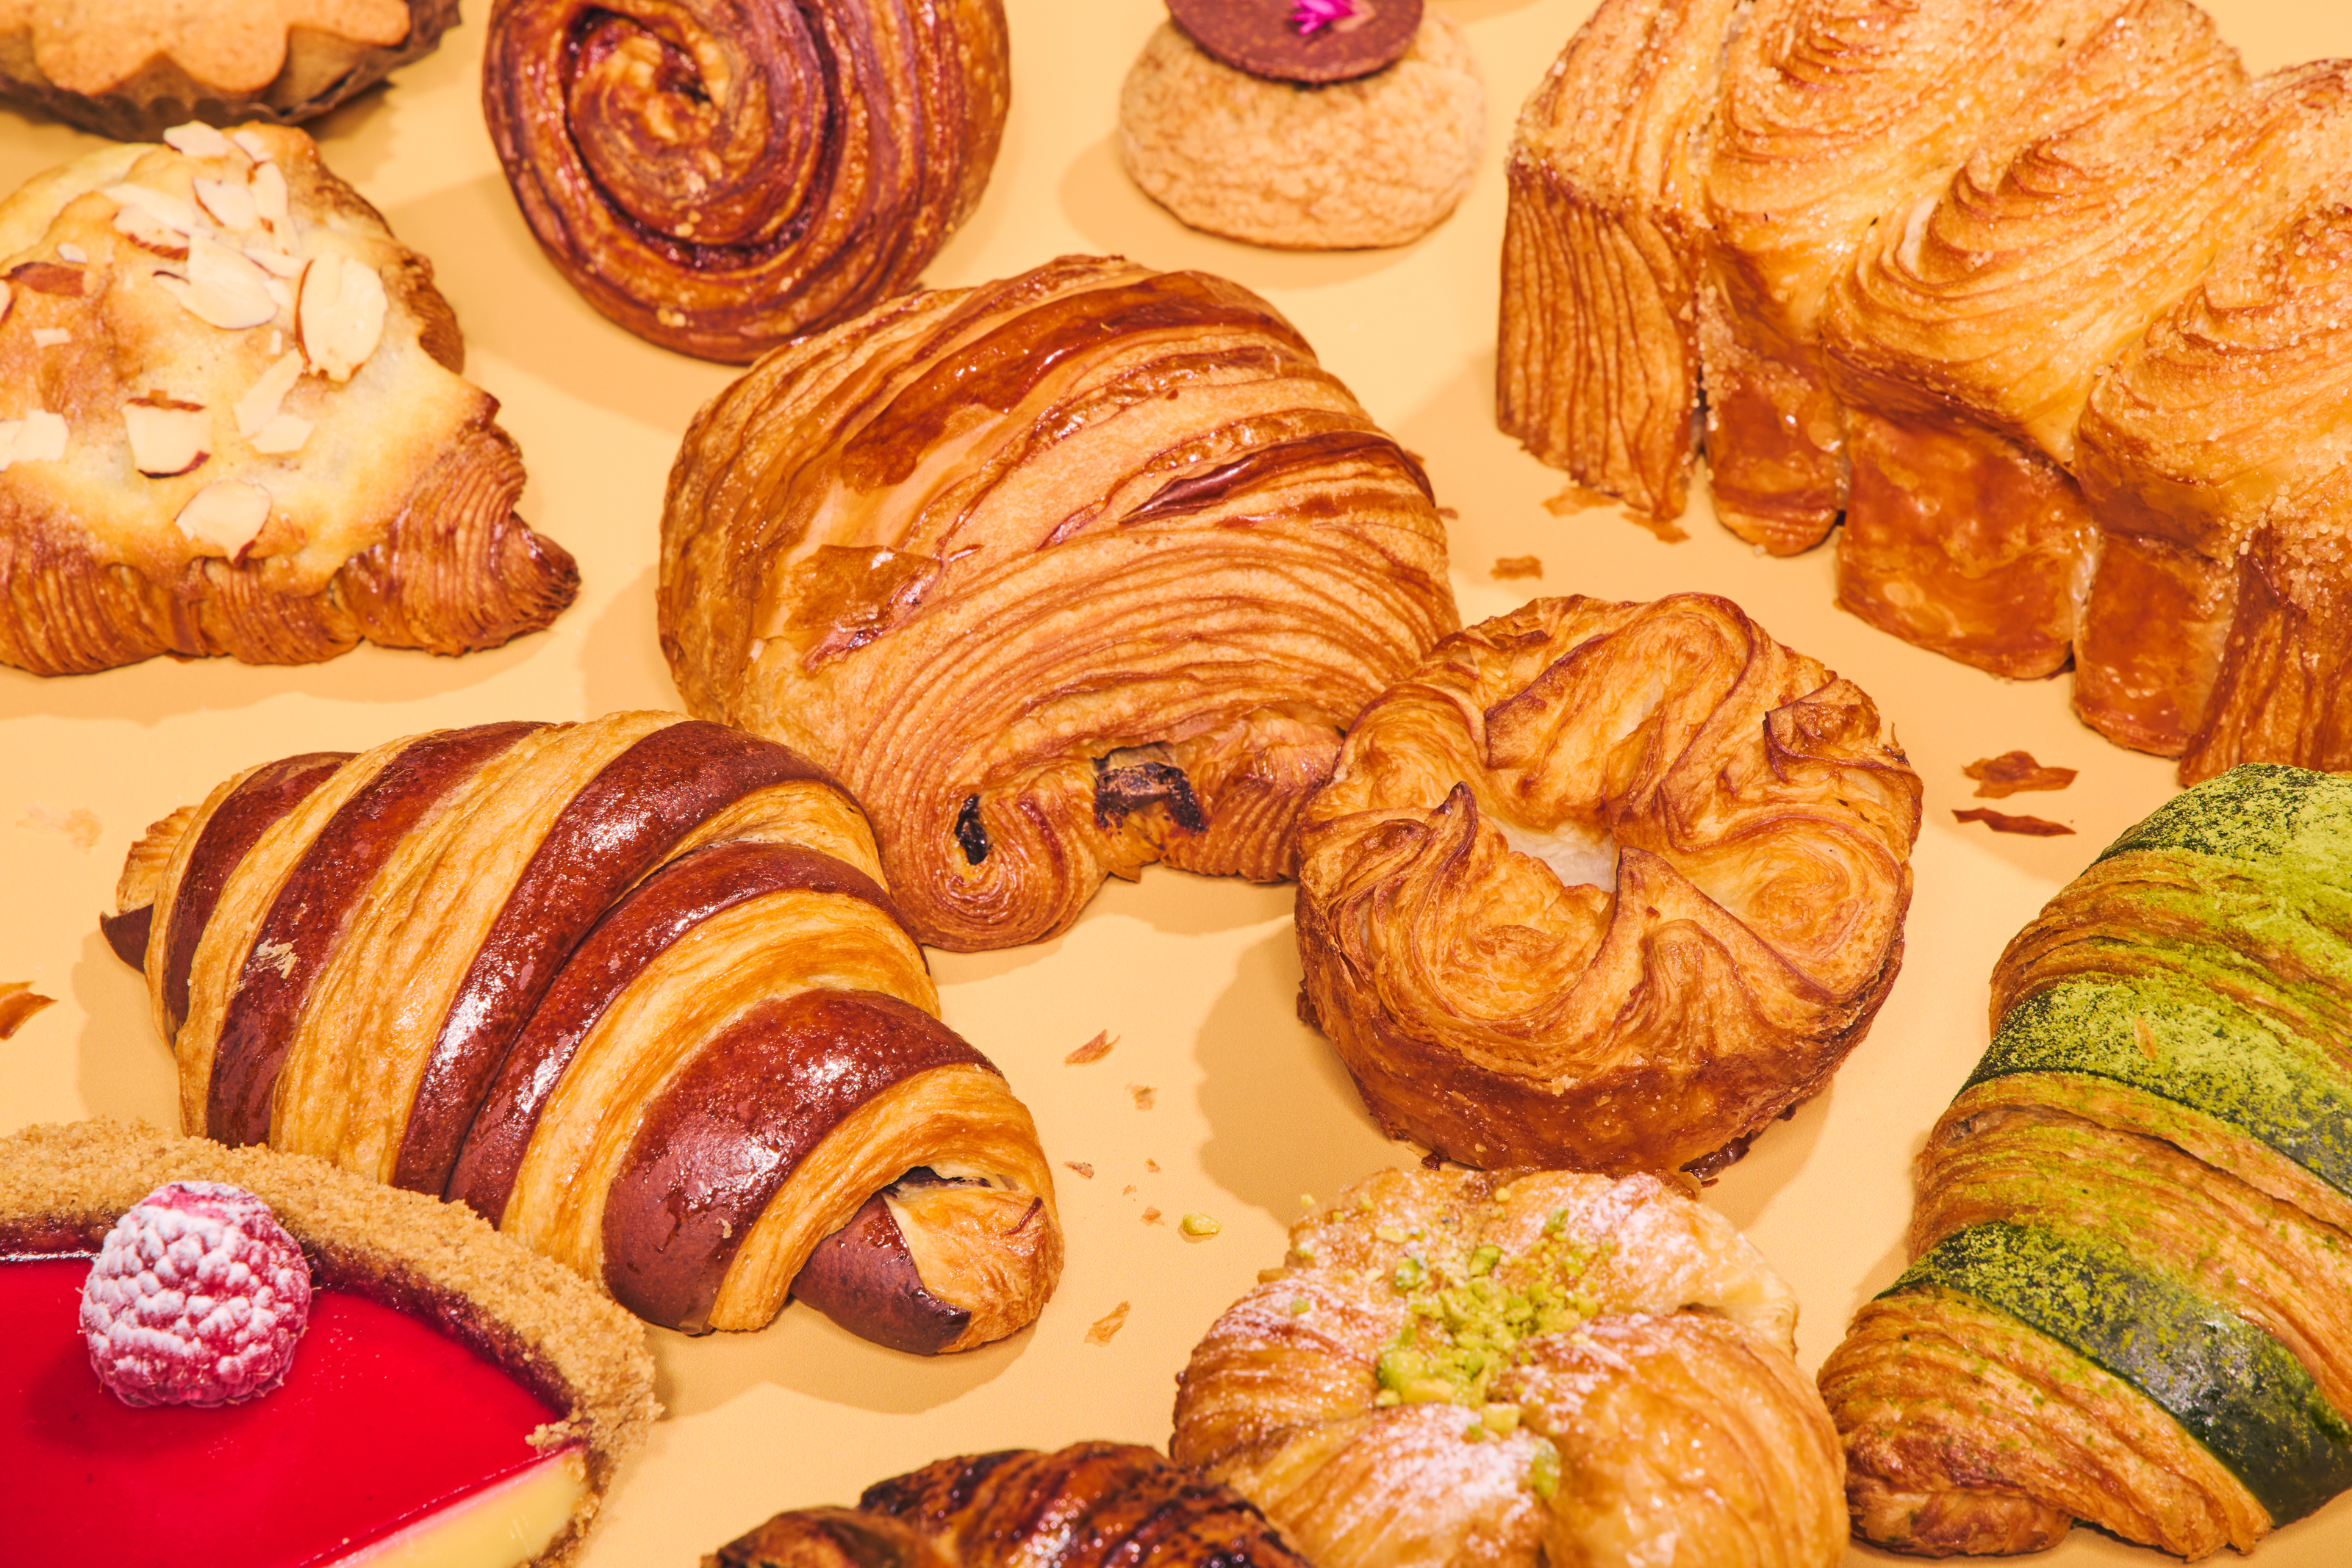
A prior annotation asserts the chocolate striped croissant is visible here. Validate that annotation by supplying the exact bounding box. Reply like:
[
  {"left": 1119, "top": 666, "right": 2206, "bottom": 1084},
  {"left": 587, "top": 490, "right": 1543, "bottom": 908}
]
[
  {"left": 707, "top": 1442, "right": 1313, "bottom": 1568},
  {"left": 660, "top": 254, "right": 1460, "bottom": 952},
  {"left": 481, "top": 0, "right": 1009, "bottom": 363},
  {"left": 102, "top": 711, "right": 1061, "bottom": 1351},
  {"left": 1819, "top": 765, "right": 2352, "bottom": 1556}
]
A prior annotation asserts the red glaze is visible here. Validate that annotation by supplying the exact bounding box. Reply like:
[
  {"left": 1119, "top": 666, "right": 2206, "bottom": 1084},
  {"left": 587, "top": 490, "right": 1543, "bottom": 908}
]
[
  {"left": 206, "top": 724, "right": 543, "bottom": 1147},
  {"left": 445, "top": 839, "right": 910, "bottom": 1223},
  {"left": 393, "top": 722, "right": 846, "bottom": 1195},
  {"left": 157, "top": 752, "right": 352, "bottom": 1038},
  {"left": 4, "top": 1256, "right": 570, "bottom": 1568},
  {"left": 600, "top": 990, "right": 992, "bottom": 1333}
]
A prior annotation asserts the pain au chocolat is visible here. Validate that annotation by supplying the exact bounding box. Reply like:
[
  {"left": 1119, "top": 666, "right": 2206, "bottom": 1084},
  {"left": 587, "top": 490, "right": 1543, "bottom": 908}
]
[
  {"left": 104, "top": 711, "right": 1061, "bottom": 1353},
  {"left": 707, "top": 1442, "right": 1313, "bottom": 1568},
  {"left": 0, "top": 121, "right": 576, "bottom": 676},
  {"left": 481, "top": 0, "right": 1010, "bottom": 362},
  {"left": 1295, "top": 594, "right": 1921, "bottom": 1176},
  {"left": 1499, "top": 0, "right": 2352, "bottom": 783},
  {"left": 1170, "top": 1166, "right": 1846, "bottom": 1568},
  {"left": 659, "top": 254, "right": 1459, "bottom": 952},
  {"left": 4, "top": 1118, "right": 656, "bottom": 1568}
]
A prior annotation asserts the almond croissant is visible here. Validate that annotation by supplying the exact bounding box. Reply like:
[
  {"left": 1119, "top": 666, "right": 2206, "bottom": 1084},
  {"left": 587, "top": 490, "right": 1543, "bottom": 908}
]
[
  {"left": 1171, "top": 1165, "right": 1846, "bottom": 1568},
  {"left": 104, "top": 711, "right": 1061, "bottom": 1351},
  {"left": 0, "top": 122, "right": 576, "bottom": 675},
  {"left": 659, "top": 254, "right": 1460, "bottom": 952},
  {"left": 1294, "top": 594, "right": 1921, "bottom": 1176}
]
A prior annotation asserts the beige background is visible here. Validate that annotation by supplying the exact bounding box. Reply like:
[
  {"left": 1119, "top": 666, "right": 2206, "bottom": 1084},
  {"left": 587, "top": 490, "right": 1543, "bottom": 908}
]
[{"left": 3, "top": 1, "right": 2348, "bottom": 1562}]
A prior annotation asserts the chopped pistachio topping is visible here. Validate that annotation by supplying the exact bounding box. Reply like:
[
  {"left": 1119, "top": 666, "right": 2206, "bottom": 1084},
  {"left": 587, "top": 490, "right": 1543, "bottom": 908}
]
[
  {"left": 1527, "top": 1438, "right": 1560, "bottom": 1499},
  {"left": 1468, "top": 1244, "right": 1501, "bottom": 1276},
  {"left": 1180, "top": 1212, "right": 1222, "bottom": 1238},
  {"left": 1372, "top": 1228, "right": 1607, "bottom": 1413}
]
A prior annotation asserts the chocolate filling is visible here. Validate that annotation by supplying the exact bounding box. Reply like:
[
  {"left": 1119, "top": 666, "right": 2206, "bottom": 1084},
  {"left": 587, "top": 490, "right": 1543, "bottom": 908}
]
[
  {"left": 207, "top": 725, "right": 542, "bottom": 1147},
  {"left": 600, "top": 990, "right": 993, "bottom": 1334},
  {"left": 445, "top": 839, "right": 911, "bottom": 1222},
  {"left": 99, "top": 906, "right": 152, "bottom": 970},
  {"left": 790, "top": 1186, "right": 974, "bottom": 1355},
  {"left": 1093, "top": 758, "right": 1206, "bottom": 833},
  {"left": 156, "top": 752, "right": 352, "bottom": 1039},
  {"left": 954, "top": 794, "right": 990, "bottom": 865},
  {"left": 392, "top": 722, "right": 845, "bottom": 1195}
]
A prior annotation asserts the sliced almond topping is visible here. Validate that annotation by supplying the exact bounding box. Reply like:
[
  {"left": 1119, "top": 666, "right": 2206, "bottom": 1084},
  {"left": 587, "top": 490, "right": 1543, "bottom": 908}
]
[
  {"left": 102, "top": 182, "right": 202, "bottom": 236},
  {"left": 296, "top": 252, "right": 387, "bottom": 381},
  {"left": 157, "top": 237, "right": 276, "bottom": 330},
  {"left": 7, "top": 261, "right": 84, "bottom": 298},
  {"left": 250, "top": 162, "right": 290, "bottom": 229},
  {"left": 113, "top": 209, "right": 190, "bottom": 259},
  {"left": 55, "top": 242, "right": 86, "bottom": 264},
  {"left": 244, "top": 242, "right": 303, "bottom": 278},
  {"left": 263, "top": 277, "right": 293, "bottom": 316},
  {"left": 234, "top": 351, "right": 304, "bottom": 439},
  {"left": 194, "top": 176, "right": 258, "bottom": 233},
  {"left": 162, "top": 123, "right": 235, "bottom": 160},
  {"left": 123, "top": 403, "right": 210, "bottom": 477},
  {"left": 31, "top": 328, "right": 68, "bottom": 348},
  {"left": 230, "top": 129, "right": 274, "bottom": 164},
  {"left": 173, "top": 480, "right": 271, "bottom": 558},
  {"left": 0, "top": 279, "right": 12, "bottom": 328},
  {"left": 0, "top": 410, "right": 69, "bottom": 471},
  {"left": 250, "top": 413, "right": 312, "bottom": 455}
]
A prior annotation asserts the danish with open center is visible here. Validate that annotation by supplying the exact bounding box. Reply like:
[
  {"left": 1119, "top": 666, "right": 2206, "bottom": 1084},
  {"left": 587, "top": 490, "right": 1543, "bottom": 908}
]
[{"left": 1294, "top": 594, "right": 1922, "bottom": 1176}]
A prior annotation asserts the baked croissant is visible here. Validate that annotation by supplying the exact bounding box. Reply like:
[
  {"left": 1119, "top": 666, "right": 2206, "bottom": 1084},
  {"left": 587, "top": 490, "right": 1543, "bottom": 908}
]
[
  {"left": 1818, "top": 764, "right": 2352, "bottom": 1558},
  {"left": 103, "top": 711, "right": 1061, "bottom": 1351},
  {"left": 1294, "top": 594, "right": 1921, "bottom": 1176},
  {"left": 481, "top": 0, "right": 1009, "bottom": 363},
  {"left": 659, "top": 254, "right": 1460, "bottom": 952},
  {"left": 0, "top": 122, "right": 577, "bottom": 675},
  {"left": 707, "top": 1442, "right": 1313, "bottom": 1568},
  {"left": 1171, "top": 1165, "right": 1847, "bottom": 1568}
]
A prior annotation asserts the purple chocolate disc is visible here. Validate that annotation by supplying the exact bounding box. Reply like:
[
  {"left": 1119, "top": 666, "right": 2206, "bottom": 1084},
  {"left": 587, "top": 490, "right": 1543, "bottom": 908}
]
[{"left": 1166, "top": 0, "right": 1423, "bottom": 85}]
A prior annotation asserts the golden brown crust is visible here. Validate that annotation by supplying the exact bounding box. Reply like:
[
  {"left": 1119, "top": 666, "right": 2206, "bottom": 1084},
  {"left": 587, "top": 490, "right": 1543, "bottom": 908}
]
[
  {"left": 0, "top": 1117, "right": 658, "bottom": 1568},
  {"left": 1496, "top": 0, "right": 1740, "bottom": 520},
  {"left": 659, "top": 255, "right": 1459, "bottom": 952},
  {"left": 1170, "top": 1167, "right": 1843, "bottom": 1568},
  {"left": 0, "top": 1, "right": 459, "bottom": 140},
  {"left": 1294, "top": 594, "right": 1920, "bottom": 1176},
  {"left": 481, "top": 0, "right": 1011, "bottom": 363},
  {"left": 0, "top": 125, "right": 576, "bottom": 675}
]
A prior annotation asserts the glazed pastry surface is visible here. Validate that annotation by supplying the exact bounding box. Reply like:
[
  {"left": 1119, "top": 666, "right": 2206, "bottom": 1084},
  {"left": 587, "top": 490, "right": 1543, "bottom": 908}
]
[
  {"left": 1820, "top": 766, "right": 2352, "bottom": 1557},
  {"left": 1171, "top": 1165, "right": 1846, "bottom": 1568},
  {"left": 482, "top": 0, "right": 1010, "bottom": 362},
  {"left": 107, "top": 711, "right": 1061, "bottom": 1351},
  {"left": 0, "top": 123, "right": 576, "bottom": 675},
  {"left": 660, "top": 254, "right": 1458, "bottom": 952},
  {"left": 1295, "top": 594, "right": 1921, "bottom": 1176}
]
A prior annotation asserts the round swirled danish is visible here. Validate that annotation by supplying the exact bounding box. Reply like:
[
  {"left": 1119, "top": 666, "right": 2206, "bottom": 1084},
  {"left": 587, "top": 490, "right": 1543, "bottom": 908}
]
[
  {"left": 1295, "top": 594, "right": 1921, "bottom": 1176},
  {"left": 659, "top": 254, "right": 1459, "bottom": 952},
  {"left": 481, "top": 0, "right": 1009, "bottom": 362}
]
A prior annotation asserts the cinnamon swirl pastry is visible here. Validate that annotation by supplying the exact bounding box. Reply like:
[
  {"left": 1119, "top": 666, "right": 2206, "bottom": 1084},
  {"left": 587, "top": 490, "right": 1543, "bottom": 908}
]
[
  {"left": 659, "top": 254, "right": 1459, "bottom": 952},
  {"left": 104, "top": 711, "right": 1061, "bottom": 1351},
  {"left": 1294, "top": 594, "right": 1920, "bottom": 1176},
  {"left": 481, "top": 0, "right": 1011, "bottom": 363},
  {"left": 1171, "top": 1165, "right": 1846, "bottom": 1568}
]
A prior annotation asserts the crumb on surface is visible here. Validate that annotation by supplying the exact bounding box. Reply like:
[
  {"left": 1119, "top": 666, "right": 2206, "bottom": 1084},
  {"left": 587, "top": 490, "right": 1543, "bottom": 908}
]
[
  {"left": 18, "top": 805, "right": 101, "bottom": 850},
  {"left": 1965, "top": 750, "right": 2078, "bottom": 797},
  {"left": 1085, "top": 1301, "right": 1131, "bottom": 1345},
  {"left": 1491, "top": 555, "right": 1542, "bottom": 580},
  {"left": 1127, "top": 1084, "right": 1156, "bottom": 1110},
  {"left": 1954, "top": 806, "right": 2074, "bottom": 837},
  {"left": 0, "top": 982, "right": 56, "bottom": 1040},
  {"left": 1064, "top": 1161, "right": 1094, "bottom": 1179},
  {"left": 1141, "top": 1206, "right": 1164, "bottom": 1225},
  {"left": 1066, "top": 1030, "right": 1116, "bottom": 1064}
]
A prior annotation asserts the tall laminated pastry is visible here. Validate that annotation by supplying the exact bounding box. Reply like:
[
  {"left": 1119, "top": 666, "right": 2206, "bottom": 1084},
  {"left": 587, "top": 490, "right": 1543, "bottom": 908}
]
[
  {"left": 659, "top": 254, "right": 1460, "bottom": 952},
  {"left": 0, "top": 1, "right": 460, "bottom": 140},
  {"left": 1171, "top": 1165, "right": 1848, "bottom": 1568},
  {"left": 1818, "top": 766, "right": 2352, "bottom": 1558},
  {"left": 103, "top": 711, "right": 1061, "bottom": 1353},
  {"left": 1294, "top": 594, "right": 1921, "bottom": 1176},
  {"left": 707, "top": 1442, "right": 1313, "bottom": 1567},
  {"left": 482, "top": 0, "right": 1010, "bottom": 363},
  {"left": 0, "top": 122, "right": 577, "bottom": 675}
]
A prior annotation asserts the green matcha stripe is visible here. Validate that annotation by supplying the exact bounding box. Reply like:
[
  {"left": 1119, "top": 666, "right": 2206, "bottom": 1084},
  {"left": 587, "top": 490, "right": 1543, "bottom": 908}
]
[
  {"left": 1966, "top": 979, "right": 2352, "bottom": 1198},
  {"left": 1888, "top": 1221, "right": 2352, "bottom": 1525},
  {"left": 2095, "top": 764, "right": 2352, "bottom": 874}
]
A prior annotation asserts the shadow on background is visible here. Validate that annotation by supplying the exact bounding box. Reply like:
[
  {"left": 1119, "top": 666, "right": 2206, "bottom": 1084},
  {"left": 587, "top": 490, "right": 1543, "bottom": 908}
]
[
  {"left": 654, "top": 1299, "right": 1036, "bottom": 1419},
  {"left": 72, "top": 927, "right": 176, "bottom": 1126}
]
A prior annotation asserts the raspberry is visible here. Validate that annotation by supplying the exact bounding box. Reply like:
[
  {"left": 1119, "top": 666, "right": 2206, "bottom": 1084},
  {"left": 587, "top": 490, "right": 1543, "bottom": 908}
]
[{"left": 81, "top": 1181, "right": 313, "bottom": 1408}]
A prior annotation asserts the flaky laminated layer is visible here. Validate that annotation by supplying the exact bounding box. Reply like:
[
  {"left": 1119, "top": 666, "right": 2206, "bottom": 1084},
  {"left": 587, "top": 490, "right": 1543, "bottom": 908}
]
[
  {"left": 1117, "top": 17, "right": 1483, "bottom": 251},
  {"left": 0, "top": 122, "right": 576, "bottom": 673},
  {"left": 659, "top": 254, "right": 1458, "bottom": 952},
  {"left": 1295, "top": 594, "right": 1921, "bottom": 1176},
  {"left": 1171, "top": 1166, "right": 1844, "bottom": 1568}
]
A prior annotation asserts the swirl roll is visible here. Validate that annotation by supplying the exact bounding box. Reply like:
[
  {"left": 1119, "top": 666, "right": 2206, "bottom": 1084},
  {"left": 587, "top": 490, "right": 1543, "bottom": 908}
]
[
  {"left": 1170, "top": 1166, "right": 1845, "bottom": 1568},
  {"left": 482, "top": 0, "right": 1010, "bottom": 363},
  {"left": 1820, "top": 766, "right": 2352, "bottom": 1557},
  {"left": 1294, "top": 594, "right": 1921, "bottom": 1176},
  {"left": 104, "top": 711, "right": 1061, "bottom": 1351},
  {"left": 659, "top": 254, "right": 1459, "bottom": 952}
]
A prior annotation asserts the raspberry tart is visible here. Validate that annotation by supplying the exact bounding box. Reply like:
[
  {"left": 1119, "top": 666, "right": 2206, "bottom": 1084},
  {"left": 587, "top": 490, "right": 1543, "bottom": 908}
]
[{"left": 1, "top": 1118, "right": 656, "bottom": 1568}]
